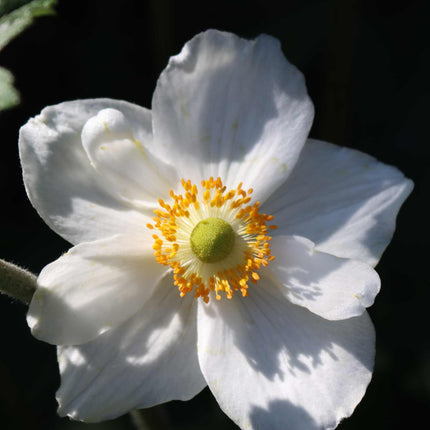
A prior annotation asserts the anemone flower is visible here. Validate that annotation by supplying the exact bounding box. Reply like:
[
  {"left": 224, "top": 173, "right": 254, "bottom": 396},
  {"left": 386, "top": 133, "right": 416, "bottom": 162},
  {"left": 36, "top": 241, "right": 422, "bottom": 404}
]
[{"left": 19, "top": 30, "right": 413, "bottom": 429}]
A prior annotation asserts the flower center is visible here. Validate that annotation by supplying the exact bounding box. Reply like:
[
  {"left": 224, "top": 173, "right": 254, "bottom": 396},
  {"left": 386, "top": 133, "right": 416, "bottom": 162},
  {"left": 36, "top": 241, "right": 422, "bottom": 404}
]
[
  {"left": 147, "top": 177, "right": 277, "bottom": 303},
  {"left": 190, "top": 217, "right": 235, "bottom": 263}
]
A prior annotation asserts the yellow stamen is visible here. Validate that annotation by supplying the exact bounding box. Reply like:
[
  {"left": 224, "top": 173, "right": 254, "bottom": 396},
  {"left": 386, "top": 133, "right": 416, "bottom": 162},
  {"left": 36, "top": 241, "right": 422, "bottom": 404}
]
[{"left": 148, "top": 177, "right": 276, "bottom": 302}]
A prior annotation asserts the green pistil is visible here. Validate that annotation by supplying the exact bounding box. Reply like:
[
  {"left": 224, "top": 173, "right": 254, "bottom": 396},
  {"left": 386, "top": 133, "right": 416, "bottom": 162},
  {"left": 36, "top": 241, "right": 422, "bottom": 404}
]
[{"left": 190, "top": 217, "right": 235, "bottom": 263}]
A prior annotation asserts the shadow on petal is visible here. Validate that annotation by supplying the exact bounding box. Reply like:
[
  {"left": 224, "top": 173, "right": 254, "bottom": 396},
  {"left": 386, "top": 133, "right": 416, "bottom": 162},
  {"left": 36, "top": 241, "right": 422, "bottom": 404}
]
[
  {"left": 264, "top": 140, "right": 413, "bottom": 264},
  {"left": 249, "top": 399, "right": 318, "bottom": 430},
  {"left": 153, "top": 31, "right": 313, "bottom": 201},
  {"left": 56, "top": 273, "right": 205, "bottom": 421},
  {"left": 210, "top": 278, "right": 374, "bottom": 380}
]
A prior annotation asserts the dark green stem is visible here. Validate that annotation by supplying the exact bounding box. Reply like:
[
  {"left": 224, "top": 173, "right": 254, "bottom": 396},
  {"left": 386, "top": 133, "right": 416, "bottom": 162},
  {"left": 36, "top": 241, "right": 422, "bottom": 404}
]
[{"left": 130, "top": 406, "right": 173, "bottom": 430}]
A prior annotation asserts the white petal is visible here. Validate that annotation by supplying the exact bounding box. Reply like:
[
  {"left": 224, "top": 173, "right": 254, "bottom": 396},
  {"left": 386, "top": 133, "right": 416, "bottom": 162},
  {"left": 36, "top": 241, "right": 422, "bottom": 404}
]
[
  {"left": 152, "top": 30, "right": 314, "bottom": 201},
  {"left": 28, "top": 233, "right": 166, "bottom": 345},
  {"left": 263, "top": 139, "right": 413, "bottom": 266},
  {"left": 81, "top": 108, "right": 177, "bottom": 209},
  {"left": 57, "top": 276, "right": 206, "bottom": 422},
  {"left": 198, "top": 281, "right": 375, "bottom": 430},
  {"left": 19, "top": 99, "right": 155, "bottom": 245},
  {"left": 268, "top": 235, "right": 380, "bottom": 320}
]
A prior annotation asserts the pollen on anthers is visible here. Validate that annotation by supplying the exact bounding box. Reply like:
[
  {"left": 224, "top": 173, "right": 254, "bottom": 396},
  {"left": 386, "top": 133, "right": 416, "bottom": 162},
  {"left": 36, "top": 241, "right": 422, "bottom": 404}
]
[{"left": 147, "top": 177, "right": 277, "bottom": 303}]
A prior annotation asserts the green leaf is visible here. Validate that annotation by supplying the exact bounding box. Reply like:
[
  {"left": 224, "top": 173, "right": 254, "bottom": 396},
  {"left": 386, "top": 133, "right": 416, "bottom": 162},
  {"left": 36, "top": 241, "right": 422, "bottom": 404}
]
[
  {"left": 0, "top": 0, "right": 56, "bottom": 51},
  {"left": 0, "top": 0, "right": 32, "bottom": 16},
  {"left": 0, "top": 0, "right": 56, "bottom": 111},
  {"left": 0, "top": 66, "right": 19, "bottom": 109}
]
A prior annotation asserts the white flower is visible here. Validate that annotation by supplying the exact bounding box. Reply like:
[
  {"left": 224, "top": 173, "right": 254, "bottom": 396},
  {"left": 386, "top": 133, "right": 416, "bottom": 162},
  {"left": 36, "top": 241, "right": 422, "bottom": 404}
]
[{"left": 19, "top": 30, "right": 413, "bottom": 429}]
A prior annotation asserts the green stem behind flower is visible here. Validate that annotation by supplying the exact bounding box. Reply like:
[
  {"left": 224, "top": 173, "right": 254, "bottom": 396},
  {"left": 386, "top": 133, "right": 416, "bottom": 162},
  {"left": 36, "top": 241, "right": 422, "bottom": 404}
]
[
  {"left": 130, "top": 407, "right": 174, "bottom": 430},
  {"left": 0, "top": 258, "right": 36, "bottom": 304}
]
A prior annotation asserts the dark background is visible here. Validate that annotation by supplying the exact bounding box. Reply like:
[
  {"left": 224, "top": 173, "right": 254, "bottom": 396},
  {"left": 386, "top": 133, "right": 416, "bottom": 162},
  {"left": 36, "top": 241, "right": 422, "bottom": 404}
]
[{"left": 0, "top": 0, "right": 428, "bottom": 429}]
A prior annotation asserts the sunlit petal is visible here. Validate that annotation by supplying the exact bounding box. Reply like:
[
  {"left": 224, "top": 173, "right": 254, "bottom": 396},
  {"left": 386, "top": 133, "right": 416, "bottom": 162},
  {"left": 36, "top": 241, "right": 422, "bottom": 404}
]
[
  {"left": 198, "top": 280, "right": 374, "bottom": 430},
  {"left": 56, "top": 276, "right": 206, "bottom": 422}
]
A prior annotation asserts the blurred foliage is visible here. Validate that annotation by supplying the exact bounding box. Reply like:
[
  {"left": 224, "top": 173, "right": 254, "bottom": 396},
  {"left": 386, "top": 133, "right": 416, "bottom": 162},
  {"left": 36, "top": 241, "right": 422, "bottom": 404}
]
[
  {"left": 0, "top": 0, "right": 56, "bottom": 110},
  {"left": 0, "top": 0, "right": 30, "bottom": 16},
  {"left": 0, "top": 65, "right": 18, "bottom": 109}
]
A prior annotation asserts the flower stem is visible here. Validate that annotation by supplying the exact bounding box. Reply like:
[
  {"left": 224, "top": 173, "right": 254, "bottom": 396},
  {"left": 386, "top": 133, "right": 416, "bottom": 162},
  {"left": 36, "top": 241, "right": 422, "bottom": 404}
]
[
  {"left": 0, "top": 258, "right": 36, "bottom": 304},
  {"left": 129, "top": 407, "right": 173, "bottom": 430}
]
